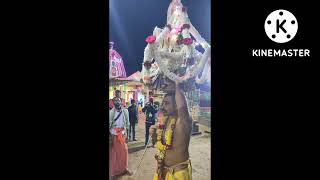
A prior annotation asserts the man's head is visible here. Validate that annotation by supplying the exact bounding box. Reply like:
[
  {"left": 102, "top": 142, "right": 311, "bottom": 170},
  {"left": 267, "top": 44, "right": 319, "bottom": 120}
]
[
  {"left": 115, "top": 90, "right": 121, "bottom": 98},
  {"left": 131, "top": 99, "right": 135, "bottom": 105},
  {"left": 113, "top": 97, "right": 122, "bottom": 110},
  {"left": 149, "top": 97, "right": 154, "bottom": 104},
  {"left": 161, "top": 92, "right": 177, "bottom": 116}
]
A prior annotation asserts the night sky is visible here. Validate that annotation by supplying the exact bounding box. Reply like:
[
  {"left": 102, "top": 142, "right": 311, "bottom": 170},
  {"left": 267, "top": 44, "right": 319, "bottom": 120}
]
[{"left": 109, "top": 0, "right": 211, "bottom": 76}]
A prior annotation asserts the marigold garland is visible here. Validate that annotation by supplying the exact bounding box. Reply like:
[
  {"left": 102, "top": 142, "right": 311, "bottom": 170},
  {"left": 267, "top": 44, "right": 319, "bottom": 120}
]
[{"left": 155, "top": 115, "right": 177, "bottom": 158}]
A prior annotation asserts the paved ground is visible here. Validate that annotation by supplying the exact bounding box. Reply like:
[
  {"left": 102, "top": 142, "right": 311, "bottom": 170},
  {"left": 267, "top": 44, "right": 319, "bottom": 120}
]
[{"left": 116, "top": 110, "right": 211, "bottom": 180}]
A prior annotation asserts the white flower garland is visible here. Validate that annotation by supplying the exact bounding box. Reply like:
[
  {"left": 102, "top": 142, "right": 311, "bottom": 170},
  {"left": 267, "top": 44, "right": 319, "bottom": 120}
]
[
  {"left": 196, "top": 59, "right": 210, "bottom": 84},
  {"left": 158, "top": 51, "right": 183, "bottom": 62},
  {"left": 141, "top": 3, "right": 211, "bottom": 85},
  {"left": 151, "top": 44, "right": 183, "bottom": 83},
  {"left": 142, "top": 38, "right": 211, "bottom": 84},
  {"left": 189, "top": 24, "right": 210, "bottom": 50},
  {"left": 152, "top": 45, "right": 211, "bottom": 83},
  {"left": 155, "top": 27, "right": 170, "bottom": 45}
]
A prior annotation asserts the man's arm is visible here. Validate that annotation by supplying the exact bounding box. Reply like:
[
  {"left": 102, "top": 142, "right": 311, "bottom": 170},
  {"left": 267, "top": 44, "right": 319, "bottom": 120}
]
[
  {"left": 142, "top": 105, "right": 147, "bottom": 113},
  {"left": 152, "top": 104, "right": 158, "bottom": 114},
  {"left": 109, "top": 108, "right": 114, "bottom": 129},
  {"left": 135, "top": 106, "right": 139, "bottom": 121},
  {"left": 175, "top": 83, "right": 192, "bottom": 130}
]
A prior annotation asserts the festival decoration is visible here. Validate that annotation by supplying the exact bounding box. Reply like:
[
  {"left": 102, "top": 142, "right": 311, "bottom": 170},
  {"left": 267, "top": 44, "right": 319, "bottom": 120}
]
[
  {"left": 145, "top": 35, "right": 156, "bottom": 43},
  {"left": 141, "top": 0, "right": 211, "bottom": 92},
  {"left": 109, "top": 42, "right": 127, "bottom": 78}
]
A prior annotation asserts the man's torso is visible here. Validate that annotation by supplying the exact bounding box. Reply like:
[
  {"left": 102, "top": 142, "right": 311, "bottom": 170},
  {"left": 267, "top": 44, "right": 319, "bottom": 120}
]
[
  {"left": 128, "top": 105, "right": 137, "bottom": 122},
  {"left": 110, "top": 109, "right": 126, "bottom": 135},
  {"left": 145, "top": 105, "right": 157, "bottom": 122},
  {"left": 162, "top": 117, "right": 192, "bottom": 167}
]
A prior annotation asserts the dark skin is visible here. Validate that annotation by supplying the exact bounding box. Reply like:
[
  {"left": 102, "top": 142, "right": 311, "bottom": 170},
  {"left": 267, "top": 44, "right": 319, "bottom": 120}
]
[
  {"left": 150, "top": 81, "right": 192, "bottom": 168},
  {"left": 115, "top": 90, "right": 121, "bottom": 98},
  {"left": 113, "top": 97, "right": 121, "bottom": 110}
]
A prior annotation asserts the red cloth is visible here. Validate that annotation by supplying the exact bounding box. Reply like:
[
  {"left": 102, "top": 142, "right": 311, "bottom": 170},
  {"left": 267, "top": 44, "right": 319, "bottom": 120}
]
[
  {"left": 109, "top": 135, "right": 128, "bottom": 177},
  {"left": 114, "top": 128, "right": 125, "bottom": 144}
]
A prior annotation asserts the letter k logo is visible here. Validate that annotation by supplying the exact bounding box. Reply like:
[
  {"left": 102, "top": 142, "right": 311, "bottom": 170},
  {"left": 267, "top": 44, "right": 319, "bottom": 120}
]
[
  {"left": 264, "top": 9, "right": 298, "bottom": 43},
  {"left": 276, "top": 19, "right": 287, "bottom": 33}
]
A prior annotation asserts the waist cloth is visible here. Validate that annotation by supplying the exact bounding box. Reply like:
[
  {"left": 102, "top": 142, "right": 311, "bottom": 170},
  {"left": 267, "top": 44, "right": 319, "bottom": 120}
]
[
  {"left": 153, "top": 159, "right": 192, "bottom": 180},
  {"left": 109, "top": 129, "right": 128, "bottom": 177}
]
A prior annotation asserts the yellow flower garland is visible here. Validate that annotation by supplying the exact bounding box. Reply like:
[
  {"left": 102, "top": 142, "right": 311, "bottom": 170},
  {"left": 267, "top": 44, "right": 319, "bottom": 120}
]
[{"left": 155, "top": 115, "right": 177, "bottom": 161}]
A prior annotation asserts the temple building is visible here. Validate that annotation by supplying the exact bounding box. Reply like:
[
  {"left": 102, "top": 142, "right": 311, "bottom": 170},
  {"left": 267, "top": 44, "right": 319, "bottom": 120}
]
[{"left": 109, "top": 42, "right": 146, "bottom": 106}]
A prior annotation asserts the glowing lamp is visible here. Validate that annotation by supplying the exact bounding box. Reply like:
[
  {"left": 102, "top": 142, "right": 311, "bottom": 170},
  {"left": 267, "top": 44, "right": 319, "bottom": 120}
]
[{"left": 171, "top": 35, "right": 178, "bottom": 42}]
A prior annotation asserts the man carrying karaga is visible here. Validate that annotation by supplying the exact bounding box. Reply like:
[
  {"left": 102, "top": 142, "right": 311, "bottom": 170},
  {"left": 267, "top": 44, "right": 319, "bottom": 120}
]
[{"left": 150, "top": 80, "right": 193, "bottom": 180}]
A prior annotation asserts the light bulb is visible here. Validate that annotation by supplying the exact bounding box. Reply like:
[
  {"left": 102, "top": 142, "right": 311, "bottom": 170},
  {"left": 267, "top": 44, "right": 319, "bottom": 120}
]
[{"left": 171, "top": 35, "right": 178, "bottom": 42}]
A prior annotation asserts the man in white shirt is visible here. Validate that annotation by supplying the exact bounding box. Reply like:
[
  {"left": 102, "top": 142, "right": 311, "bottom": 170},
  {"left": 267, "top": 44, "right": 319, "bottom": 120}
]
[{"left": 109, "top": 97, "right": 131, "bottom": 178}]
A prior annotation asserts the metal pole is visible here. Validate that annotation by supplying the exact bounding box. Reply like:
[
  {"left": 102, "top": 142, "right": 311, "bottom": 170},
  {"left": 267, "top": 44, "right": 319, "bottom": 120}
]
[
  {"left": 132, "top": 135, "right": 151, "bottom": 176},
  {"left": 146, "top": 86, "right": 149, "bottom": 102}
]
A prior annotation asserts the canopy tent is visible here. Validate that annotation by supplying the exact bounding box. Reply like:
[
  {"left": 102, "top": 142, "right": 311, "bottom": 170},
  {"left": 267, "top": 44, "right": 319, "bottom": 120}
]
[
  {"left": 126, "top": 71, "right": 142, "bottom": 82},
  {"left": 110, "top": 71, "right": 142, "bottom": 84}
]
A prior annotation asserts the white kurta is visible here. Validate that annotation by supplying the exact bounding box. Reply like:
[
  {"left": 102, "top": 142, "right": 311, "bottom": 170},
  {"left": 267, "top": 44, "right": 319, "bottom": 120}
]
[{"left": 110, "top": 110, "right": 127, "bottom": 135}]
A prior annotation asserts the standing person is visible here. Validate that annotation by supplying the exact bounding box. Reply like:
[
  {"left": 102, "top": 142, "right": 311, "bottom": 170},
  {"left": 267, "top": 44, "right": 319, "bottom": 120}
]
[
  {"left": 142, "top": 97, "right": 158, "bottom": 147},
  {"left": 128, "top": 99, "right": 138, "bottom": 141},
  {"left": 109, "top": 97, "right": 132, "bottom": 179},
  {"left": 150, "top": 81, "right": 193, "bottom": 180}
]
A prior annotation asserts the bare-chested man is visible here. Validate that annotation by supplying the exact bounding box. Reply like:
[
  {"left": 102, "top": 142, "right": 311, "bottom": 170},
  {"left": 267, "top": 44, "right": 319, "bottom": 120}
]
[{"left": 150, "top": 81, "right": 193, "bottom": 180}]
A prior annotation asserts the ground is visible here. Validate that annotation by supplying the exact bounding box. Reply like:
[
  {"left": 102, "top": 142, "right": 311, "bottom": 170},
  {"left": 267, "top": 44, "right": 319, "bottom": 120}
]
[{"left": 115, "top": 111, "right": 211, "bottom": 180}]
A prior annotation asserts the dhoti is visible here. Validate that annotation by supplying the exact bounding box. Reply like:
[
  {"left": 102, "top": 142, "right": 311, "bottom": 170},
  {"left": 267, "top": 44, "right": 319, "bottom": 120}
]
[
  {"left": 109, "top": 135, "right": 129, "bottom": 177},
  {"left": 153, "top": 159, "right": 192, "bottom": 180}
]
